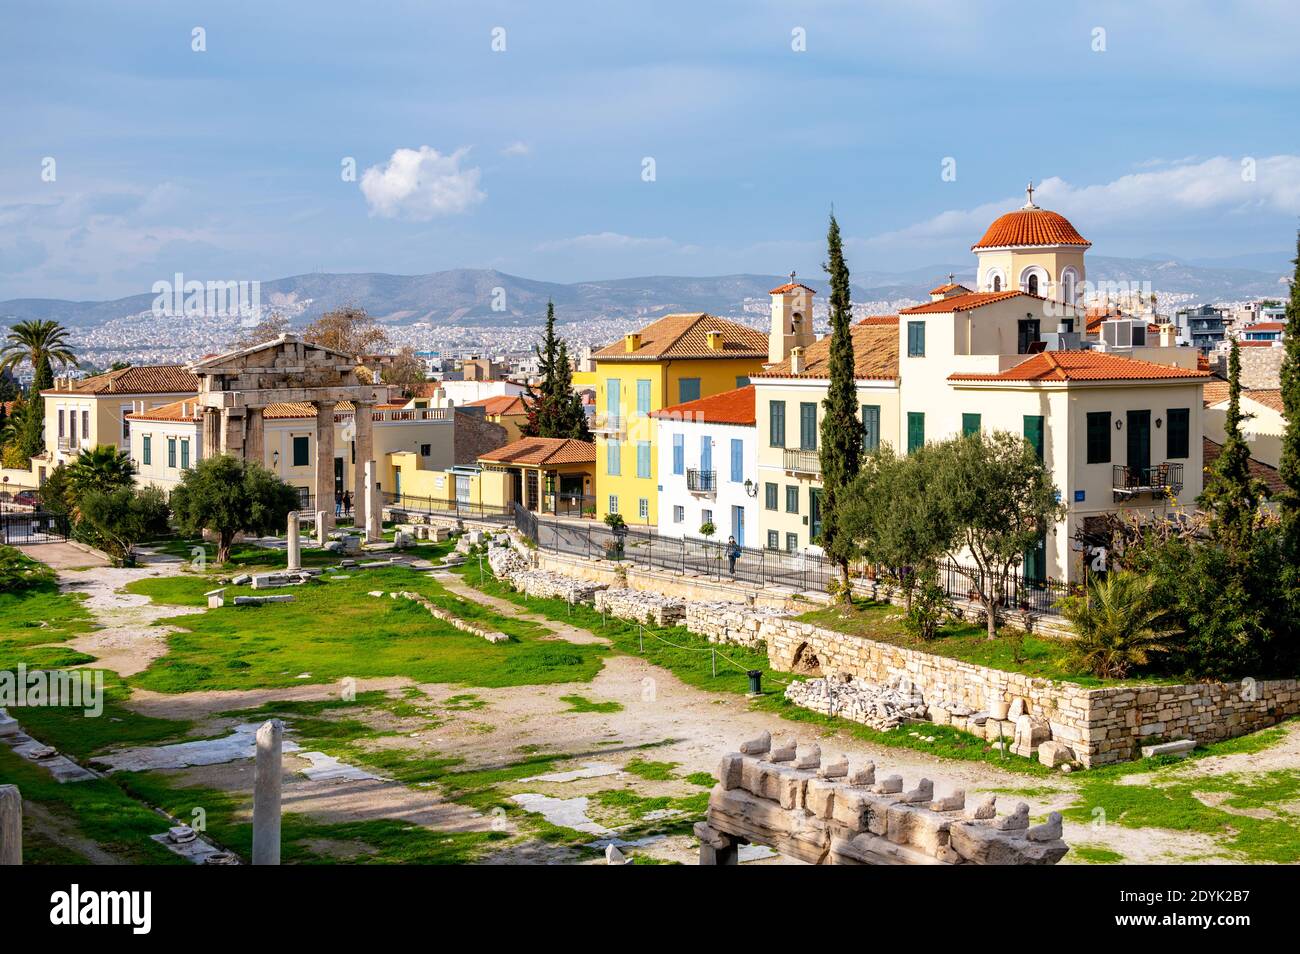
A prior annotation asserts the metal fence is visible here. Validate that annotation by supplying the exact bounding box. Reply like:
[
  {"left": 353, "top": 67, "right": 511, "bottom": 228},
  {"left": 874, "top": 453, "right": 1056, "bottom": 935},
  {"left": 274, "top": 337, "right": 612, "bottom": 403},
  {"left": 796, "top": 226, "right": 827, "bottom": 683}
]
[
  {"left": 1, "top": 511, "right": 70, "bottom": 545},
  {"left": 384, "top": 492, "right": 514, "bottom": 523},
  {"left": 513, "top": 510, "right": 1069, "bottom": 617}
]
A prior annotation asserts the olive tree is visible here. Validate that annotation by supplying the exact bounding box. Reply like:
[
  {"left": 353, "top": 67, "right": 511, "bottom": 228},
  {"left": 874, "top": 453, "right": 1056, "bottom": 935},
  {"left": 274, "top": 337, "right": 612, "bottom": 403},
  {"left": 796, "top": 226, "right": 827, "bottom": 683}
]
[{"left": 169, "top": 455, "right": 300, "bottom": 565}]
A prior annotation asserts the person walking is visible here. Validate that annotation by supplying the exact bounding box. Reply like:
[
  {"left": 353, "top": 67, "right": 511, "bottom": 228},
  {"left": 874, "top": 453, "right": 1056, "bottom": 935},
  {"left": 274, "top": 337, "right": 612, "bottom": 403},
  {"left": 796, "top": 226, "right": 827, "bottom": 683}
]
[
  {"left": 342, "top": 490, "right": 353, "bottom": 518},
  {"left": 727, "top": 535, "right": 741, "bottom": 576}
]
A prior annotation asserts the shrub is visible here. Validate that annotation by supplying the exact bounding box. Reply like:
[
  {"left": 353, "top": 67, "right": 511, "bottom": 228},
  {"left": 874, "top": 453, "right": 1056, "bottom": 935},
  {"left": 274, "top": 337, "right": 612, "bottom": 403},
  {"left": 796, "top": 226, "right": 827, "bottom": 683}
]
[
  {"left": 0, "top": 544, "right": 56, "bottom": 592},
  {"left": 1058, "top": 571, "right": 1179, "bottom": 679}
]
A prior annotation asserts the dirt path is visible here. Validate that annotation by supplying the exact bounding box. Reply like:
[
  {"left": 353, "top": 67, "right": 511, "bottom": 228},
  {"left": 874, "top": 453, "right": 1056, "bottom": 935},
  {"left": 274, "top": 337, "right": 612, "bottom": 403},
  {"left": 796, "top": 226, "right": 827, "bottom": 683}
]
[
  {"left": 12, "top": 541, "right": 110, "bottom": 570},
  {"left": 436, "top": 571, "right": 609, "bottom": 645}
]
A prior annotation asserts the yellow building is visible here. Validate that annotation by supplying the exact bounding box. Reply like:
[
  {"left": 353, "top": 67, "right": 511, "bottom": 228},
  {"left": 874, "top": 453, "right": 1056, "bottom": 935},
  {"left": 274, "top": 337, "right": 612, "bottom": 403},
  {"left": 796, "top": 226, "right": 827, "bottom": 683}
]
[
  {"left": 37, "top": 365, "right": 199, "bottom": 480},
  {"left": 591, "top": 313, "right": 769, "bottom": 525}
]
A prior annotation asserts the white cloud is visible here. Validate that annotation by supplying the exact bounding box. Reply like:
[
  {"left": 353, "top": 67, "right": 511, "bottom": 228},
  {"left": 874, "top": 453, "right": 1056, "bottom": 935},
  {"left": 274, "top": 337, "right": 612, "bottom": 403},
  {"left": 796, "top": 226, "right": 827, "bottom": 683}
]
[
  {"left": 359, "top": 146, "right": 485, "bottom": 220},
  {"left": 868, "top": 155, "right": 1300, "bottom": 250},
  {"left": 536, "top": 232, "right": 698, "bottom": 254},
  {"left": 501, "top": 141, "right": 531, "bottom": 157}
]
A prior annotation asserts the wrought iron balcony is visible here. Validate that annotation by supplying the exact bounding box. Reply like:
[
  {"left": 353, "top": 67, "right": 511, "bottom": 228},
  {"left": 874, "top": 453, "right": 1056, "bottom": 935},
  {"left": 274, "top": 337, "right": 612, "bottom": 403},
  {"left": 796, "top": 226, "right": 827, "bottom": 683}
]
[
  {"left": 1112, "top": 462, "right": 1184, "bottom": 501},
  {"left": 783, "top": 448, "right": 821, "bottom": 476},
  {"left": 686, "top": 468, "right": 716, "bottom": 493}
]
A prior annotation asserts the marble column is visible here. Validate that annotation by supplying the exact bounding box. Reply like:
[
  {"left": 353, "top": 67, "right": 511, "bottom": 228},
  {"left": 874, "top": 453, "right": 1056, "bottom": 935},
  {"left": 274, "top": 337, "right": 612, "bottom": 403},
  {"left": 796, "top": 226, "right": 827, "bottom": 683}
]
[
  {"left": 314, "top": 401, "right": 335, "bottom": 526},
  {"left": 220, "top": 408, "right": 245, "bottom": 457},
  {"left": 364, "top": 459, "right": 381, "bottom": 542},
  {"left": 286, "top": 511, "right": 301, "bottom": 571},
  {"left": 252, "top": 720, "right": 283, "bottom": 865},
  {"left": 245, "top": 407, "right": 266, "bottom": 469},
  {"left": 0, "top": 784, "right": 20, "bottom": 865},
  {"left": 202, "top": 408, "right": 222, "bottom": 460},
  {"left": 352, "top": 401, "right": 374, "bottom": 529}
]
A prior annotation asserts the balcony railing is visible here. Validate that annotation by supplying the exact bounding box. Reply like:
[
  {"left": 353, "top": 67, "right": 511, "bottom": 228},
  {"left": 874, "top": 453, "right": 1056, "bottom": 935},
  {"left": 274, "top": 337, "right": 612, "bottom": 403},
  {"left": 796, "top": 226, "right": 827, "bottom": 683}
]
[
  {"left": 1112, "top": 462, "right": 1184, "bottom": 501},
  {"left": 783, "top": 448, "right": 821, "bottom": 476},
  {"left": 590, "top": 413, "right": 625, "bottom": 437},
  {"left": 333, "top": 407, "right": 453, "bottom": 425},
  {"left": 686, "top": 469, "right": 716, "bottom": 493}
]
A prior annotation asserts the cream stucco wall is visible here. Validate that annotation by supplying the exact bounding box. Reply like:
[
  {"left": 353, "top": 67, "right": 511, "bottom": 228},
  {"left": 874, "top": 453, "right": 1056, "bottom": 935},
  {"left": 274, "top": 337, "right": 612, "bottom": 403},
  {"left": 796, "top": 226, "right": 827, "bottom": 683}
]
[{"left": 1205, "top": 396, "right": 1285, "bottom": 468}]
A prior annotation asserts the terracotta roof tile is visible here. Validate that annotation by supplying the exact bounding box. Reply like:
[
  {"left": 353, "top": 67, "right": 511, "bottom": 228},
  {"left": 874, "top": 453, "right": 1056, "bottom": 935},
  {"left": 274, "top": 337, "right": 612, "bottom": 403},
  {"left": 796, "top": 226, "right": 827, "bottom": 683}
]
[
  {"left": 123, "top": 399, "right": 202, "bottom": 422},
  {"left": 1245, "top": 389, "right": 1286, "bottom": 414},
  {"left": 1204, "top": 438, "right": 1285, "bottom": 497},
  {"left": 899, "top": 290, "right": 1037, "bottom": 315},
  {"left": 478, "top": 437, "right": 595, "bottom": 466},
  {"left": 593, "top": 313, "right": 768, "bottom": 361},
  {"left": 857, "top": 314, "right": 899, "bottom": 326},
  {"left": 769, "top": 281, "right": 817, "bottom": 295},
  {"left": 1201, "top": 379, "right": 1231, "bottom": 406},
  {"left": 928, "top": 282, "right": 970, "bottom": 295},
  {"left": 753, "top": 324, "right": 899, "bottom": 381},
  {"left": 43, "top": 365, "right": 198, "bottom": 397},
  {"left": 466, "top": 394, "right": 527, "bottom": 416},
  {"left": 949, "top": 350, "right": 1209, "bottom": 384},
  {"left": 1246, "top": 322, "right": 1286, "bottom": 332},
  {"left": 651, "top": 385, "right": 755, "bottom": 426},
  {"left": 972, "top": 208, "right": 1090, "bottom": 249}
]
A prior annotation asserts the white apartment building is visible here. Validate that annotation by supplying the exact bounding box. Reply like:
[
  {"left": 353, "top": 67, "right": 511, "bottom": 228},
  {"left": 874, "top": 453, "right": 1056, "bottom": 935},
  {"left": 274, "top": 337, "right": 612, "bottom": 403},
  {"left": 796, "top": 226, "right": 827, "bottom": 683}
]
[{"left": 652, "top": 386, "right": 760, "bottom": 547}]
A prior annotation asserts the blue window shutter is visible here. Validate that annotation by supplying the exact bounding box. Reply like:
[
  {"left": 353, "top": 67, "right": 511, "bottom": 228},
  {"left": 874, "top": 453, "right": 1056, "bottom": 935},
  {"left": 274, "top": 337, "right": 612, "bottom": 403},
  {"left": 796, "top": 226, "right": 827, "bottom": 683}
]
[
  {"left": 672, "top": 433, "right": 684, "bottom": 474},
  {"left": 730, "top": 439, "right": 743, "bottom": 482},
  {"left": 700, "top": 435, "right": 712, "bottom": 472}
]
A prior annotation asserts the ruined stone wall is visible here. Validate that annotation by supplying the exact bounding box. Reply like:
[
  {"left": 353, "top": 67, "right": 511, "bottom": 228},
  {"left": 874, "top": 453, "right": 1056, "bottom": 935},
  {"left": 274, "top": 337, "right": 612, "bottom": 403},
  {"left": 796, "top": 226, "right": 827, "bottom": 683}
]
[{"left": 688, "top": 603, "right": 1300, "bottom": 767}]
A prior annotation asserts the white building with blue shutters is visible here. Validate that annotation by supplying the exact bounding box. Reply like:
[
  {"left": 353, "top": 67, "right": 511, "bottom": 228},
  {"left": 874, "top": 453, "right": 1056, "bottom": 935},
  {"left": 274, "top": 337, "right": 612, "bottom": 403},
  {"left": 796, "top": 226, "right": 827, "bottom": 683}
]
[{"left": 652, "top": 385, "right": 760, "bottom": 548}]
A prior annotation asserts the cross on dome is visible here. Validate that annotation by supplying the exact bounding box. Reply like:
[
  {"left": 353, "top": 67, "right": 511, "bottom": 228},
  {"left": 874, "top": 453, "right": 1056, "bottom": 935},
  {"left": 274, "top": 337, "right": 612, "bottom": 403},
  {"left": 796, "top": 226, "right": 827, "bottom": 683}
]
[{"left": 1023, "top": 180, "right": 1038, "bottom": 210}]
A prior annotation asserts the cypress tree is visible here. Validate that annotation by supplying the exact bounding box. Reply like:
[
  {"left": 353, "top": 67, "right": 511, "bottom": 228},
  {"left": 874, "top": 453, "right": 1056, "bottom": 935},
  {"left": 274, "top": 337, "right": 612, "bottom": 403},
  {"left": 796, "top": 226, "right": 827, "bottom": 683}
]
[
  {"left": 1279, "top": 229, "right": 1300, "bottom": 535},
  {"left": 1202, "top": 337, "right": 1258, "bottom": 552},
  {"left": 522, "top": 301, "right": 591, "bottom": 441},
  {"left": 818, "top": 211, "right": 863, "bottom": 600}
]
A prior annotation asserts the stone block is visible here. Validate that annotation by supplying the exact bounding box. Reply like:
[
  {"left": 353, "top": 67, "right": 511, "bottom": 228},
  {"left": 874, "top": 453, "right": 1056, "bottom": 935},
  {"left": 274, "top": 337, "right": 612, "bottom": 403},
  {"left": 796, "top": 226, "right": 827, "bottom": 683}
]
[
  {"left": 718, "top": 754, "right": 743, "bottom": 790},
  {"left": 1038, "top": 740, "right": 1074, "bottom": 768},
  {"left": 1140, "top": 739, "right": 1196, "bottom": 759}
]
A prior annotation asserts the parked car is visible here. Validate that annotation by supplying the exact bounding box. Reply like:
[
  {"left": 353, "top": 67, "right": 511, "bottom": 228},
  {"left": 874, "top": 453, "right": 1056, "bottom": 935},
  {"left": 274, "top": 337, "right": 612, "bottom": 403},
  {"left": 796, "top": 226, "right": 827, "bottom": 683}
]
[{"left": 13, "top": 491, "right": 39, "bottom": 507}]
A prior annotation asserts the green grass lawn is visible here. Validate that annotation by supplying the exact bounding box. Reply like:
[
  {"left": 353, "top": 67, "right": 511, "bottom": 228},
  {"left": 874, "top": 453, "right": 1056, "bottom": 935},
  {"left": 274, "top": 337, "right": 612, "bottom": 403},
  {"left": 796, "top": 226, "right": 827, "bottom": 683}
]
[
  {"left": 0, "top": 553, "right": 97, "bottom": 670},
  {"left": 794, "top": 601, "right": 1170, "bottom": 687},
  {"left": 127, "top": 565, "right": 608, "bottom": 693}
]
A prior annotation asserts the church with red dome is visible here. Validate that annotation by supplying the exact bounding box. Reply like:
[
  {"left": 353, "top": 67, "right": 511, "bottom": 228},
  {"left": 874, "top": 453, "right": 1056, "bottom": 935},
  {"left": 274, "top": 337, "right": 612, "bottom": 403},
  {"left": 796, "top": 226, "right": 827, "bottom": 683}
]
[{"left": 971, "top": 184, "right": 1089, "bottom": 305}]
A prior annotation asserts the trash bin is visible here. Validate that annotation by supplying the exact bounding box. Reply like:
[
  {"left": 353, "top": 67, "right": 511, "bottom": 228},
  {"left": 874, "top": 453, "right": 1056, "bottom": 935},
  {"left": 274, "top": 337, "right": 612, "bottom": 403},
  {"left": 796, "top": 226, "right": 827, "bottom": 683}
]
[{"left": 747, "top": 670, "right": 763, "bottom": 696}]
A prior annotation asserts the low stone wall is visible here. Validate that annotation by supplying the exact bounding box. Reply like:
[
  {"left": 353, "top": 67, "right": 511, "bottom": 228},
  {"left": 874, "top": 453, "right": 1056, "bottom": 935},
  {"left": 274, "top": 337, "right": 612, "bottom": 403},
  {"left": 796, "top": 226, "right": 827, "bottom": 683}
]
[
  {"left": 593, "top": 588, "right": 686, "bottom": 626},
  {"left": 688, "top": 602, "right": 1299, "bottom": 766},
  {"left": 380, "top": 590, "right": 510, "bottom": 644}
]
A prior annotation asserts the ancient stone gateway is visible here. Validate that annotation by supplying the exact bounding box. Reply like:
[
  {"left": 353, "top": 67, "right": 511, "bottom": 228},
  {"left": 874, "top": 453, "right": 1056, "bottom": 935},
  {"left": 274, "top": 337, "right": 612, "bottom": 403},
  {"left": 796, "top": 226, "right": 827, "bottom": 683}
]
[
  {"left": 697, "top": 731, "right": 1068, "bottom": 865},
  {"left": 188, "top": 334, "right": 389, "bottom": 532}
]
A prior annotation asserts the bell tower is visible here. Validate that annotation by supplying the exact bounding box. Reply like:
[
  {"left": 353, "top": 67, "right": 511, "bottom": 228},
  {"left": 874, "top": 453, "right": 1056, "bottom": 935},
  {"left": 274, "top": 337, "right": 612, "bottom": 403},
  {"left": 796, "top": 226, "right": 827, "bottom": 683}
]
[{"left": 768, "top": 271, "right": 816, "bottom": 366}]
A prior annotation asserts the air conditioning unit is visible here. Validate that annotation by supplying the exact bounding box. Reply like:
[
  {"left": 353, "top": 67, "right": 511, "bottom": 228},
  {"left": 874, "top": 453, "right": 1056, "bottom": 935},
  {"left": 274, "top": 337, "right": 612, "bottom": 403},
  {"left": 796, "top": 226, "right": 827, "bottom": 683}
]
[
  {"left": 1101, "top": 320, "right": 1132, "bottom": 349},
  {"left": 1039, "top": 331, "right": 1082, "bottom": 351}
]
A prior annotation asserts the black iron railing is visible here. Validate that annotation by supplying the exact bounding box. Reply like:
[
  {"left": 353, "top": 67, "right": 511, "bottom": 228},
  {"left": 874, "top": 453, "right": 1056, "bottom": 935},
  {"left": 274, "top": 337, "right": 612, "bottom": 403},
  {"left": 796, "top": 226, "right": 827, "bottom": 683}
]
[
  {"left": 382, "top": 492, "right": 514, "bottom": 522},
  {"left": 686, "top": 469, "right": 717, "bottom": 493},
  {"left": 1112, "top": 462, "right": 1184, "bottom": 501}
]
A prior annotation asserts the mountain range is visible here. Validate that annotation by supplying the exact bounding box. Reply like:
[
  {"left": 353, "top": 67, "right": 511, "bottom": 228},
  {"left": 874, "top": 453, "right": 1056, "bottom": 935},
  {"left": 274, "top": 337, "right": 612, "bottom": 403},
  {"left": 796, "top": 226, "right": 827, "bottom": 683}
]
[{"left": 0, "top": 256, "right": 1290, "bottom": 331}]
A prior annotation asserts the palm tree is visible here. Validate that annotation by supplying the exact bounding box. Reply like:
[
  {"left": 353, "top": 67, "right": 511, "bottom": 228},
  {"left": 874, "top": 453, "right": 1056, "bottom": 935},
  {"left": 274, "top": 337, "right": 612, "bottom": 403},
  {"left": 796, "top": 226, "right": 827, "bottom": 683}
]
[
  {"left": 66, "top": 445, "right": 136, "bottom": 514},
  {"left": 0, "top": 319, "right": 78, "bottom": 381},
  {"left": 1060, "top": 571, "right": 1180, "bottom": 679}
]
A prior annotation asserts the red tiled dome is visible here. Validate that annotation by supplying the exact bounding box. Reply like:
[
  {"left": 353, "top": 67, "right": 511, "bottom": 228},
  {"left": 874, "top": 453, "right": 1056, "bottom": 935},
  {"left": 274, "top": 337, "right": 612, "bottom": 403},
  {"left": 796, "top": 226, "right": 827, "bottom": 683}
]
[{"left": 972, "top": 208, "right": 1090, "bottom": 250}]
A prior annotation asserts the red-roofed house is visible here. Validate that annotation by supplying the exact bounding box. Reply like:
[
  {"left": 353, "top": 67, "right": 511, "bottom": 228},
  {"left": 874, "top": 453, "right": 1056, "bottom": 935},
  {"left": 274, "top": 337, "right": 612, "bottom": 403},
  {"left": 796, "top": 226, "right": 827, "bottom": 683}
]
[
  {"left": 651, "top": 386, "right": 759, "bottom": 544},
  {"left": 464, "top": 393, "right": 530, "bottom": 441}
]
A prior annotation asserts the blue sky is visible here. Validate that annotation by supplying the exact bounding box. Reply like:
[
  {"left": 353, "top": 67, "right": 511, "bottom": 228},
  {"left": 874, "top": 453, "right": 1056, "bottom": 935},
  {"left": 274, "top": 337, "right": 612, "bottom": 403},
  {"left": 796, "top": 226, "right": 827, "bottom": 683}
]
[{"left": 2, "top": 0, "right": 1299, "bottom": 300}]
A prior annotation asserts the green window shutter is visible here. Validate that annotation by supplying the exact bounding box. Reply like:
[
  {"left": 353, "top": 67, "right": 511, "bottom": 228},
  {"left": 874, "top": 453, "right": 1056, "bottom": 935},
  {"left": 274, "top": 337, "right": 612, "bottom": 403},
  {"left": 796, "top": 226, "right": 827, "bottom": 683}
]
[
  {"left": 809, "top": 488, "right": 823, "bottom": 541},
  {"left": 861, "top": 404, "right": 880, "bottom": 452},
  {"left": 1023, "top": 415, "right": 1044, "bottom": 462},
  {"left": 907, "top": 321, "right": 925, "bottom": 357},
  {"left": 785, "top": 485, "right": 799, "bottom": 513},
  {"left": 765, "top": 482, "right": 778, "bottom": 510},
  {"left": 167, "top": 438, "right": 176, "bottom": 468},
  {"left": 1167, "top": 408, "right": 1190, "bottom": 459},
  {"left": 799, "top": 402, "right": 817, "bottom": 450},
  {"left": 769, "top": 401, "right": 785, "bottom": 447},
  {"left": 678, "top": 378, "right": 701, "bottom": 403},
  {"left": 180, "top": 439, "right": 190, "bottom": 469},
  {"left": 293, "top": 435, "right": 310, "bottom": 467},
  {"left": 962, "top": 413, "right": 981, "bottom": 437},
  {"left": 906, "top": 412, "right": 924, "bottom": 454},
  {"left": 142, "top": 435, "right": 151, "bottom": 466},
  {"left": 1086, "top": 412, "right": 1111, "bottom": 464}
]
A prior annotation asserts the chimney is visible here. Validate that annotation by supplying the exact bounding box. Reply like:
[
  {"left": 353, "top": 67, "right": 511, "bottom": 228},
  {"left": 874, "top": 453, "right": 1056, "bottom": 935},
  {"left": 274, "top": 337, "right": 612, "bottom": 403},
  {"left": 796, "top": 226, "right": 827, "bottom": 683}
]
[
  {"left": 789, "top": 346, "right": 804, "bottom": 375},
  {"left": 624, "top": 333, "right": 642, "bottom": 353},
  {"left": 706, "top": 330, "right": 723, "bottom": 351}
]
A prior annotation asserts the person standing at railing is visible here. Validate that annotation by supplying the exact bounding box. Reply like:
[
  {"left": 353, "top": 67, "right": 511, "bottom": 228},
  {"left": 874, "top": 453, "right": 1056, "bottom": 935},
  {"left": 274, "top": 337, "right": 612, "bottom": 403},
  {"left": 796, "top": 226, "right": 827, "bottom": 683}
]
[{"left": 727, "top": 536, "right": 741, "bottom": 576}]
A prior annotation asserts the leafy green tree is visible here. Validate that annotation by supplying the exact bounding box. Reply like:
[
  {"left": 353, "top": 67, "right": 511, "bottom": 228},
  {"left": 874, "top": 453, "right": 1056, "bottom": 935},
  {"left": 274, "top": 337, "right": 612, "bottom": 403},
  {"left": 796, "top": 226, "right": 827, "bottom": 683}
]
[
  {"left": 1058, "top": 571, "right": 1179, "bottom": 679},
  {"left": 76, "top": 485, "right": 170, "bottom": 566},
  {"left": 932, "top": 431, "right": 1066, "bottom": 639},
  {"left": 1279, "top": 229, "right": 1300, "bottom": 538},
  {"left": 169, "top": 455, "right": 299, "bottom": 564},
  {"left": 1200, "top": 338, "right": 1262, "bottom": 553},
  {"left": 36, "top": 462, "right": 73, "bottom": 519},
  {"left": 817, "top": 212, "right": 862, "bottom": 600},
  {"left": 522, "top": 302, "right": 591, "bottom": 441},
  {"left": 838, "top": 444, "right": 952, "bottom": 610}
]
